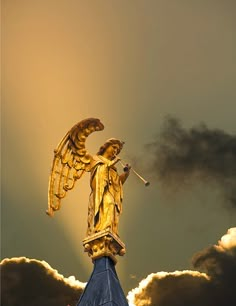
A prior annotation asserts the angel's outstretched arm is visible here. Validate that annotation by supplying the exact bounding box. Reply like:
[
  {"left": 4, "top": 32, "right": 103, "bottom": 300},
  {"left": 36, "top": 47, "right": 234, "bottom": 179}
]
[{"left": 119, "top": 165, "right": 131, "bottom": 184}]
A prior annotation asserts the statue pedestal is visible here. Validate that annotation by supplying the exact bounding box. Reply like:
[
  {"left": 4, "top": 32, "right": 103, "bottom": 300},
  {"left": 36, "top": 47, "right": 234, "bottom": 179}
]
[
  {"left": 77, "top": 231, "right": 128, "bottom": 305},
  {"left": 83, "top": 229, "right": 126, "bottom": 264}
]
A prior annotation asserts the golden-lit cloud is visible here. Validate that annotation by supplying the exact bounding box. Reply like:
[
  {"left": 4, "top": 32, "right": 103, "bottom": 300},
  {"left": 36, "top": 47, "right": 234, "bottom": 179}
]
[
  {"left": 1, "top": 228, "right": 236, "bottom": 306},
  {"left": 217, "top": 227, "right": 236, "bottom": 251},
  {"left": 1, "top": 257, "right": 85, "bottom": 306},
  {"left": 127, "top": 228, "right": 236, "bottom": 306},
  {"left": 127, "top": 270, "right": 209, "bottom": 306}
]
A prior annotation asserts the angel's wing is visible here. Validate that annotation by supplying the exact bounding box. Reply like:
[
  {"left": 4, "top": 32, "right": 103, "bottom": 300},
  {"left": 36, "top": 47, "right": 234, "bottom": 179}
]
[{"left": 47, "top": 118, "right": 104, "bottom": 216}]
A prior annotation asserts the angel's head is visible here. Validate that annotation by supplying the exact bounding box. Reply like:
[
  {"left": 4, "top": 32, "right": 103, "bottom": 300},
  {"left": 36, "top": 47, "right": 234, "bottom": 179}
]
[{"left": 97, "top": 138, "right": 124, "bottom": 160}]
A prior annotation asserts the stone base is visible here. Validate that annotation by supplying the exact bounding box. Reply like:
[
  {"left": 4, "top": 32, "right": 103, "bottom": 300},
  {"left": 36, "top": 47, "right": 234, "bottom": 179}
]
[{"left": 83, "top": 229, "right": 126, "bottom": 264}]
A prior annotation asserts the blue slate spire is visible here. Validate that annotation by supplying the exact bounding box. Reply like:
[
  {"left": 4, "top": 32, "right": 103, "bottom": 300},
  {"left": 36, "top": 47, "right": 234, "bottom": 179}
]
[{"left": 77, "top": 257, "right": 128, "bottom": 306}]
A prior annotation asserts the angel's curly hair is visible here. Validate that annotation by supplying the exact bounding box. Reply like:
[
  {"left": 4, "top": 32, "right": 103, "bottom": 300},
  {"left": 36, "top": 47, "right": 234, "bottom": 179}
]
[{"left": 97, "top": 138, "right": 124, "bottom": 156}]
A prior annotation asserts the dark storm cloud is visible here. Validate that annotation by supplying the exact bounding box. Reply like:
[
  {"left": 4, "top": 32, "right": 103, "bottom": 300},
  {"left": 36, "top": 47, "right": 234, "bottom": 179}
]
[
  {"left": 147, "top": 116, "right": 236, "bottom": 206},
  {"left": 192, "top": 228, "right": 236, "bottom": 306},
  {"left": 0, "top": 257, "right": 85, "bottom": 306},
  {"left": 128, "top": 270, "right": 210, "bottom": 306},
  {"left": 2, "top": 231, "right": 236, "bottom": 306},
  {"left": 128, "top": 228, "right": 236, "bottom": 306}
]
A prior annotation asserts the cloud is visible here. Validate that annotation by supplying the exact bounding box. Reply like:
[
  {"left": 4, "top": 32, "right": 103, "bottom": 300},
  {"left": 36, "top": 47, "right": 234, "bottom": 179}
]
[
  {"left": 147, "top": 116, "right": 236, "bottom": 206},
  {"left": 192, "top": 228, "right": 236, "bottom": 305},
  {"left": 0, "top": 257, "right": 85, "bottom": 306},
  {"left": 127, "top": 271, "right": 210, "bottom": 306},
  {"left": 127, "top": 228, "right": 236, "bottom": 306},
  {"left": 2, "top": 229, "right": 236, "bottom": 306}
]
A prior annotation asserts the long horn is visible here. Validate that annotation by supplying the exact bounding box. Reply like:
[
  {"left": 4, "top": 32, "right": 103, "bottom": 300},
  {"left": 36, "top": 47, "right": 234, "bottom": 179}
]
[{"left": 119, "top": 160, "right": 150, "bottom": 186}]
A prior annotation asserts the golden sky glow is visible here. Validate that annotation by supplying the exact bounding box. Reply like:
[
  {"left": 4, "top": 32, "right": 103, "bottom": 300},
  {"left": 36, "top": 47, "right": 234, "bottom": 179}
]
[{"left": 2, "top": 0, "right": 236, "bottom": 294}]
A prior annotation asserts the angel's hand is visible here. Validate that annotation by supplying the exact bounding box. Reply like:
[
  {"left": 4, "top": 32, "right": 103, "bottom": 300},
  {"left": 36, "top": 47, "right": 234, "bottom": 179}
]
[
  {"left": 123, "top": 164, "right": 131, "bottom": 173},
  {"left": 119, "top": 164, "right": 131, "bottom": 184}
]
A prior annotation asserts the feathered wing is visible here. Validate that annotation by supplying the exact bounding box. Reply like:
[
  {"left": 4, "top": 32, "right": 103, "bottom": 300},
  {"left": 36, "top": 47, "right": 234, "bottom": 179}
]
[{"left": 47, "top": 118, "right": 104, "bottom": 216}]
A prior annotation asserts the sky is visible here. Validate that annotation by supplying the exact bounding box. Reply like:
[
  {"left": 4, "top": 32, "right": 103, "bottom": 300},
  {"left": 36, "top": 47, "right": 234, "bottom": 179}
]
[{"left": 1, "top": 0, "right": 236, "bottom": 305}]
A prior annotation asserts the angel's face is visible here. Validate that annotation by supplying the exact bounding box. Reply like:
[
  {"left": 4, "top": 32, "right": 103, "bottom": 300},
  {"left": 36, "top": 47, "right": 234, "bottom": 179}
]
[{"left": 103, "top": 143, "right": 120, "bottom": 160}]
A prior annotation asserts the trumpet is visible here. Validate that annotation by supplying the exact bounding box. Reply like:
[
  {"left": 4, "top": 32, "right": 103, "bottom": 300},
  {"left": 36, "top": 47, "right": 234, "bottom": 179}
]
[{"left": 119, "top": 160, "right": 150, "bottom": 187}]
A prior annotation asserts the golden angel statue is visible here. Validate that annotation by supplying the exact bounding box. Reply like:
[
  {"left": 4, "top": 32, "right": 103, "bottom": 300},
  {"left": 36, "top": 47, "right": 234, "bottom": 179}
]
[{"left": 47, "top": 118, "right": 130, "bottom": 237}]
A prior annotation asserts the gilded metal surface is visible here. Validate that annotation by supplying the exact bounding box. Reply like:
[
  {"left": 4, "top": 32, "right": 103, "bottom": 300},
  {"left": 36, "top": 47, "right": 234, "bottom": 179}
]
[
  {"left": 47, "top": 118, "right": 130, "bottom": 245},
  {"left": 47, "top": 118, "right": 104, "bottom": 216},
  {"left": 83, "top": 229, "right": 126, "bottom": 264}
]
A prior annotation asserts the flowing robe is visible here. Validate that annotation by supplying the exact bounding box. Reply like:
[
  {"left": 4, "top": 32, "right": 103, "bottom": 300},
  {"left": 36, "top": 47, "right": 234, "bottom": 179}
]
[{"left": 87, "top": 155, "right": 123, "bottom": 236}]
